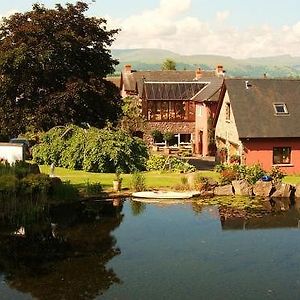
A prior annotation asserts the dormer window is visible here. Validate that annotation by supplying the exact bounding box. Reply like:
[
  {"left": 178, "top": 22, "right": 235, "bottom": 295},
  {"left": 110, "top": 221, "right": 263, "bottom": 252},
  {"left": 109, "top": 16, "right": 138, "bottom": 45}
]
[
  {"left": 225, "top": 103, "right": 230, "bottom": 121},
  {"left": 273, "top": 103, "right": 288, "bottom": 115}
]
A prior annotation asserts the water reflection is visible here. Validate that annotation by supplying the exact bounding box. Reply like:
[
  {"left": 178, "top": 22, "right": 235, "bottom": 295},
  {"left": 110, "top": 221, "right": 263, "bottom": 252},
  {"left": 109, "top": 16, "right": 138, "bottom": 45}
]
[
  {"left": 220, "top": 198, "right": 300, "bottom": 230},
  {"left": 0, "top": 198, "right": 124, "bottom": 300}
]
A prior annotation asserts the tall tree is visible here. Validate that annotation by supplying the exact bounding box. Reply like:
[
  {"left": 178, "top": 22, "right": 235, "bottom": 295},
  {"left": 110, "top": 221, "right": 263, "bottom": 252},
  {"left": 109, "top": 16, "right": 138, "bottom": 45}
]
[
  {"left": 0, "top": 1, "right": 122, "bottom": 138},
  {"left": 162, "top": 59, "right": 176, "bottom": 70}
]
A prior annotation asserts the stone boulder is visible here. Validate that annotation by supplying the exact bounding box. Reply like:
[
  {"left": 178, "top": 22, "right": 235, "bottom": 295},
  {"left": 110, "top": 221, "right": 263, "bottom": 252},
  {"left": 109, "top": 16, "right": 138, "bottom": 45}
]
[
  {"left": 253, "top": 181, "right": 272, "bottom": 197},
  {"left": 214, "top": 184, "right": 234, "bottom": 196},
  {"left": 271, "top": 183, "right": 291, "bottom": 198},
  {"left": 232, "top": 180, "right": 252, "bottom": 196},
  {"left": 295, "top": 184, "right": 300, "bottom": 198}
]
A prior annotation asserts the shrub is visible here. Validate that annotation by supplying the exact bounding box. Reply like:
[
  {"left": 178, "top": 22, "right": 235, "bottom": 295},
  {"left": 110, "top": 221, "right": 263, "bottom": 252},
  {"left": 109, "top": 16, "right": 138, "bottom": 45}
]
[
  {"left": 146, "top": 155, "right": 195, "bottom": 173},
  {"left": 217, "top": 163, "right": 265, "bottom": 185},
  {"left": 268, "top": 166, "right": 285, "bottom": 184},
  {"left": 0, "top": 175, "right": 19, "bottom": 193},
  {"left": 20, "top": 174, "right": 52, "bottom": 194},
  {"left": 193, "top": 174, "right": 209, "bottom": 190},
  {"left": 229, "top": 154, "right": 241, "bottom": 164},
  {"left": 244, "top": 164, "right": 265, "bottom": 184},
  {"left": 163, "top": 131, "right": 174, "bottom": 146},
  {"left": 33, "top": 125, "right": 149, "bottom": 173},
  {"left": 131, "top": 172, "right": 146, "bottom": 192},
  {"left": 51, "top": 181, "right": 78, "bottom": 201},
  {"left": 151, "top": 130, "right": 163, "bottom": 143},
  {"left": 84, "top": 180, "right": 103, "bottom": 196},
  {"left": 220, "top": 169, "right": 239, "bottom": 185}
]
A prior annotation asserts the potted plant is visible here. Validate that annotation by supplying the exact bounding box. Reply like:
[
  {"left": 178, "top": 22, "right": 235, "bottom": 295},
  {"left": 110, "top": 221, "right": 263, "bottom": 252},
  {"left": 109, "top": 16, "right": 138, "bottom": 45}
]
[
  {"left": 151, "top": 130, "right": 163, "bottom": 151},
  {"left": 113, "top": 172, "right": 122, "bottom": 192},
  {"left": 163, "top": 131, "right": 174, "bottom": 154}
]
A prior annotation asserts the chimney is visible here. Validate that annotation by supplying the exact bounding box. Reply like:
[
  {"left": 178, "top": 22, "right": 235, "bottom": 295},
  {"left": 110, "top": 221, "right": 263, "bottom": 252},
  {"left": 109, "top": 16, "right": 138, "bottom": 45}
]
[
  {"left": 195, "top": 68, "right": 202, "bottom": 80},
  {"left": 215, "top": 65, "right": 224, "bottom": 77},
  {"left": 124, "top": 64, "right": 132, "bottom": 73}
]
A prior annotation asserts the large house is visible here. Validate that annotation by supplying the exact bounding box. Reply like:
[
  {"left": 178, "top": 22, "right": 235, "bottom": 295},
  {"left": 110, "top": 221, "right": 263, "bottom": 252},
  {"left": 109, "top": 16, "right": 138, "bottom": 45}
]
[
  {"left": 215, "top": 79, "right": 300, "bottom": 174},
  {"left": 120, "top": 65, "right": 225, "bottom": 156}
]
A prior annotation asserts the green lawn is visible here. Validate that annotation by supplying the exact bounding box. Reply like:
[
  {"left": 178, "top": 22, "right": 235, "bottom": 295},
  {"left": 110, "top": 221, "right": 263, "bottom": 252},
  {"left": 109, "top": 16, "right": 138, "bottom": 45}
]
[
  {"left": 283, "top": 175, "right": 300, "bottom": 185},
  {"left": 39, "top": 165, "right": 219, "bottom": 191},
  {"left": 39, "top": 164, "right": 300, "bottom": 191}
]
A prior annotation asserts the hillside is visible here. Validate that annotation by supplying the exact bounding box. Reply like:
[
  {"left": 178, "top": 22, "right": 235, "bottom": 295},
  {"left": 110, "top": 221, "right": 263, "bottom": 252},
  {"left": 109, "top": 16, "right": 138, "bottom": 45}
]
[{"left": 111, "top": 49, "right": 300, "bottom": 78}]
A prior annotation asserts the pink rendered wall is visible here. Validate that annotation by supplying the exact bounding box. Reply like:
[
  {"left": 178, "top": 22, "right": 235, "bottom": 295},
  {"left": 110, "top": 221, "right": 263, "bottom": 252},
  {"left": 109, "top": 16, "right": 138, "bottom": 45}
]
[
  {"left": 242, "top": 138, "right": 300, "bottom": 174},
  {"left": 195, "top": 102, "right": 218, "bottom": 156}
]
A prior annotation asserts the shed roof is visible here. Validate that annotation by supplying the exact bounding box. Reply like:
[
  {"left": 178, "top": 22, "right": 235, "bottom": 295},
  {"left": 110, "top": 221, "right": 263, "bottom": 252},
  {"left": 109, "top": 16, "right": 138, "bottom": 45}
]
[{"left": 226, "top": 79, "right": 300, "bottom": 138}]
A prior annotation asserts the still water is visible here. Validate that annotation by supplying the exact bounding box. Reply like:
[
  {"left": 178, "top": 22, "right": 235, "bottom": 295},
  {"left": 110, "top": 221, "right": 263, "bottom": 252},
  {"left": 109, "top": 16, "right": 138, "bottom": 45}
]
[{"left": 0, "top": 199, "right": 300, "bottom": 300}]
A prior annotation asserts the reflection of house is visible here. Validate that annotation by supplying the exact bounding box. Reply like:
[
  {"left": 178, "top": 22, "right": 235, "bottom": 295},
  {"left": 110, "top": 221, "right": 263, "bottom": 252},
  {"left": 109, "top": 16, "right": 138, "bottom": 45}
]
[
  {"left": 221, "top": 208, "right": 300, "bottom": 230},
  {"left": 120, "top": 65, "right": 225, "bottom": 156},
  {"left": 215, "top": 79, "right": 300, "bottom": 174}
]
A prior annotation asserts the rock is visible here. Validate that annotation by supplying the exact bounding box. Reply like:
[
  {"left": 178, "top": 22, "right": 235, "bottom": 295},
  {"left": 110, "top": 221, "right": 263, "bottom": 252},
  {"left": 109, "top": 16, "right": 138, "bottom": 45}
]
[
  {"left": 187, "top": 173, "right": 195, "bottom": 189},
  {"left": 271, "top": 183, "right": 291, "bottom": 198},
  {"left": 253, "top": 181, "right": 272, "bottom": 197},
  {"left": 207, "top": 178, "right": 219, "bottom": 188},
  {"left": 200, "top": 190, "right": 214, "bottom": 198},
  {"left": 295, "top": 184, "right": 300, "bottom": 198},
  {"left": 232, "top": 180, "right": 252, "bottom": 196},
  {"left": 214, "top": 184, "right": 234, "bottom": 196},
  {"left": 272, "top": 198, "right": 290, "bottom": 211}
]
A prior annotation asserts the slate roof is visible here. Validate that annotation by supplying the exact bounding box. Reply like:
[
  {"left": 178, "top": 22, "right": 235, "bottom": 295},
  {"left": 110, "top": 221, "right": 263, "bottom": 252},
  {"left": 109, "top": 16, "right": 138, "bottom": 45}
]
[
  {"left": 122, "top": 70, "right": 215, "bottom": 95},
  {"left": 106, "top": 76, "right": 121, "bottom": 89},
  {"left": 226, "top": 79, "right": 300, "bottom": 138},
  {"left": 122, "top": 69, "right": 224, "bottom": 102}
]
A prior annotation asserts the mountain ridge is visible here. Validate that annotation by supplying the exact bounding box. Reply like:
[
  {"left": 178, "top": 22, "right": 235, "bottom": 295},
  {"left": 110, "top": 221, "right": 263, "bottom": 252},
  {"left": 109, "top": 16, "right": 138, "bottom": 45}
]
[{"left": 111, "top": 48, "right": 300, "bottom": 77}]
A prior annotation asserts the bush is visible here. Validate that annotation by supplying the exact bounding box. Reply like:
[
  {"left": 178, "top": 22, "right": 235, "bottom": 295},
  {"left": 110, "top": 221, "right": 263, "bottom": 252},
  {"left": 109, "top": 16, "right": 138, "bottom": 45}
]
[
  {"left": 193, "top": 174, "right": 209, "bottom": 190},
  {"left": 33, "top": 125, "right": 149, "bottom": 173},
  {"left": 131, "top": 173, "right": 146, "bottom": 192},
  {"left": 244, "top": 164, "right": 265, "bottom": 184},
  {"left": 216, "top": 163, "right": 265, "bottom": 185},
  {"left": 268, "top": 166, "right": 285, "bottom": 184},
  {"left": 163, "top": 131, "right": 174, "bottom": 145},
  {"left": 146, "top": 155, "right": 195, "bottom": 173},
  {"left": 220, "top": 169, "right": 238, "bottom": 185},
  {"left": 51, "top": 181, "right": 78, "bottom": 201},
  {"left": 151, "top": 130, "right": 163, "bottom": 143},
  {"left": 0, "top": 175, "right": 19, "bottom": 193},
  {"left": 20, "top": 174, "right": 52, "bottom": 194},
  {"left": 84, "top": 180, "right": 103, "bottom": 196}
]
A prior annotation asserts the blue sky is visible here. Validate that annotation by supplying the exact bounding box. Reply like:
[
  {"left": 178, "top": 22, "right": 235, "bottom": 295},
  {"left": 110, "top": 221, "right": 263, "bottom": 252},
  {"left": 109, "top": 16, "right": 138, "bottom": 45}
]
[{"left": 1, "top": 0, "right": 300, "bottom": 58}]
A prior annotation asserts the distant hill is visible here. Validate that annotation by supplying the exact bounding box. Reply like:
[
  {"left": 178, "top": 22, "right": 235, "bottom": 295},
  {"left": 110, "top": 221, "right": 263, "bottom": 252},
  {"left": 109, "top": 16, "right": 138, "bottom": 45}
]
[{"left": 111, "top": 49, "right": 300, "bottom": 78}]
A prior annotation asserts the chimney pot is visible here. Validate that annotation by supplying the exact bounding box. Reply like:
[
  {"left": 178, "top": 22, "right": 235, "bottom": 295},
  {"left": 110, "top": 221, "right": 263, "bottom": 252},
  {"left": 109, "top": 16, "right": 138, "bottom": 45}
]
[
  {"left": 215, "top": 65, "right": 224, "bottom": 77},
  {"left": 195, "top": 68, "right": 202, "bottom": 80},
  {"left": 124, "top": 64, "right": 132, "bottom": 73}
]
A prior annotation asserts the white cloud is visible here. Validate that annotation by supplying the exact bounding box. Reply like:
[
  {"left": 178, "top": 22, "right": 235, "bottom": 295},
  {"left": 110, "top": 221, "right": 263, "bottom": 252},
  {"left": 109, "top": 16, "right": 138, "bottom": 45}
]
[
  {"left": 216, "top": 10, "right": 230, "bottom": 22},
  {"left": 106, "top": 0, "right": 300, "bottom": 58}
]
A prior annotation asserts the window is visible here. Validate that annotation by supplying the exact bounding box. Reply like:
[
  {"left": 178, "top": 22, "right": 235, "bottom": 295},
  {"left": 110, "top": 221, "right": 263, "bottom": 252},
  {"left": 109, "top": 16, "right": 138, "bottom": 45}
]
[
  {"left": 225, "top": 103, "right": 230, "bottom": 121},
  {"left": 273, "top": 103, "right": 288, "bottom": 115},
  {"left": 273, "top": 147, "right": 291, "bottom": 165},
  {"left": 147, "top": 100, "right": 195, "bottom": 122}
]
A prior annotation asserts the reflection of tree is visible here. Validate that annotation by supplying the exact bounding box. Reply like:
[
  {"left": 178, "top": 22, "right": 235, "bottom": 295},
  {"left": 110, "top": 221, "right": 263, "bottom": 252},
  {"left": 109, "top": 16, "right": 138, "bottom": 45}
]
[
  {"left": 130, "top": 200, "right": 146, "bottom": 216},
  {"left": 191, "top": 202, "right": 203, "bottom": 215},
  {"left": 0, "top": 200, "right": 123, "bottom": 300}
]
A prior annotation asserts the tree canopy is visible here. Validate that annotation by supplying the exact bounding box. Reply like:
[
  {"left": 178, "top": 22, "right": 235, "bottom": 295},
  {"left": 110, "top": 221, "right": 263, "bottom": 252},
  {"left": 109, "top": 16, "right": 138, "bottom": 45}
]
[
  {"left": 162, "top": 59, "right": 176, "bottom": 70},
  {"left": 0, "top": 1, "right": 122, "bottom": 138}
]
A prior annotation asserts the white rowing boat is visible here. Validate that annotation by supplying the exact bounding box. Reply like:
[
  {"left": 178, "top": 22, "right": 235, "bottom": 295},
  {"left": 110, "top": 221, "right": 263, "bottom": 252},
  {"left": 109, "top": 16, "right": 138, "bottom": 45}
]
[{"left": 132, "top": 191, "right": 200, "bottom": 199}]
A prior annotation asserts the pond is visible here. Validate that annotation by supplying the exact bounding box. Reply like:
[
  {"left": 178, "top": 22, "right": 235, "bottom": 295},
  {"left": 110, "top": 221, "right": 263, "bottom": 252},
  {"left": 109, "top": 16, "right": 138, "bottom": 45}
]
[{"left": 0, "top": 198, "right": 300, "bottom": 299}]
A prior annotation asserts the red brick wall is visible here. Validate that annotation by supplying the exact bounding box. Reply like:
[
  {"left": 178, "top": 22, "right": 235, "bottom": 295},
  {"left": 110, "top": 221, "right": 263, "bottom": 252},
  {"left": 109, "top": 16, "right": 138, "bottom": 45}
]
[{"left": 242, "top": 138, "right": 300, "bottom": 174}]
